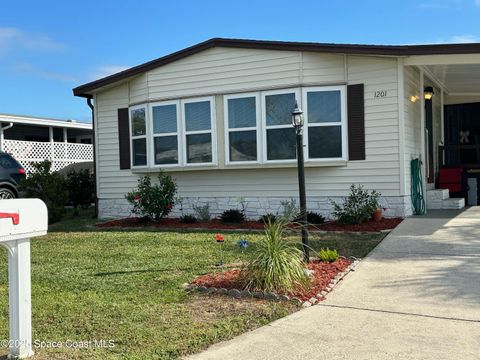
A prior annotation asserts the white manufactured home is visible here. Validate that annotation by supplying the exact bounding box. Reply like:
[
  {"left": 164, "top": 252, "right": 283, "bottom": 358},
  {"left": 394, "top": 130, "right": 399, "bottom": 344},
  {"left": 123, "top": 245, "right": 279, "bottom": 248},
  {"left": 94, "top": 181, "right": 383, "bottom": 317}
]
[
  {"left": 0, "top": 114, "right": 93, "bottom": 174},
  {"left": 73, "top": 38, "right": 480, "bottom": 219}
]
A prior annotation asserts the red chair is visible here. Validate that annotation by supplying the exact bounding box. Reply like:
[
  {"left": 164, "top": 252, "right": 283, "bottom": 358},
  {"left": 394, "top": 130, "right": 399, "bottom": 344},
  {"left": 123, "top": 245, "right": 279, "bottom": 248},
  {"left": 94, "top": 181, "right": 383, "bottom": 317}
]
[{"left": 438, "top": 168, "right": 464, "bottom": 194}]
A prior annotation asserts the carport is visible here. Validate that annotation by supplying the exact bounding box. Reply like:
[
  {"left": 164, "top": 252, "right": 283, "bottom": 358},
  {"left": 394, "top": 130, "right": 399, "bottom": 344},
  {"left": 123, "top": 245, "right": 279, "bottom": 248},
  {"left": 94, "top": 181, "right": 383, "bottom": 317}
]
[{"left": 403, "top": 53, "right": 480, "bottom": 208}]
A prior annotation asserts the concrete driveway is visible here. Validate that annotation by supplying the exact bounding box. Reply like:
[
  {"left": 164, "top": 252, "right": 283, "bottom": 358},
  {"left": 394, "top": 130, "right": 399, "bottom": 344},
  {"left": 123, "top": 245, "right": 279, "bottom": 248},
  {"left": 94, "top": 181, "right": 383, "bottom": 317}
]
[{"left": 187, "top": 207, "right": 480, "bottom": 360}]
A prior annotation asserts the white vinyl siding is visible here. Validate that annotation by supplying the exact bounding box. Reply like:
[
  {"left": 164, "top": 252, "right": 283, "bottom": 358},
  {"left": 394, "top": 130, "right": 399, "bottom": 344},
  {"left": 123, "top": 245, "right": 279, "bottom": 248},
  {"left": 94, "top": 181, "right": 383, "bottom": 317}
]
[{"left": 94, "top": 48, "right": 401, "bottom": 204}]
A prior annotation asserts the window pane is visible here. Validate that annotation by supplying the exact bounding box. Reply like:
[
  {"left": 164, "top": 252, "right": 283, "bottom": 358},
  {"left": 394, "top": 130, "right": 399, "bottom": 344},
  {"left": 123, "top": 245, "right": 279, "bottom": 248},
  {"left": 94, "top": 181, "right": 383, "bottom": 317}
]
[
  {"left": 153, "top": 104, "right": 177, "bottom": 134},
  {"left": 307, "top": 91, "right": 341, "bottom": 123},
  {"left": 131, "top": 108, "right": 146, "bottom": 136},
  {"left": 186, "top": 133, "right": 212, "bottom": 163},
  {"left": 185, "top": 101, "right": 211, "bottom": 131},
  {"left": 132, "top": 138, "right": 147, "bottom": 166},
  {"left": 266, "top": 128, "right": 296, "bottom": 160},
  {"left": 265, "top": 93, "right": 296, "bottom": 126},
  {"left": 308, "top": 126, "right": 342, "bottom": 158},
  {"left": 228, "top": 97, "right": 256, "bottom": 128},
  {"left": 154, "top": 136, "right": 178, "bottom": 165},
  {"left": 229, "top": 130, "right": 257, "bottom": 162}
]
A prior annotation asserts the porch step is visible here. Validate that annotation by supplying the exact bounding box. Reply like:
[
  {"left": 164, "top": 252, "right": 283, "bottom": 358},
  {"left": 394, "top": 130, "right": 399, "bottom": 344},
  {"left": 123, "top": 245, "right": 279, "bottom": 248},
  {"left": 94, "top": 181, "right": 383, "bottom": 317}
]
[
  {"left": 426, "top": 189, "right": 465, "bottom": 210},
  {"left": 441, "top": 198, "right": 465, "bottom": 210}
]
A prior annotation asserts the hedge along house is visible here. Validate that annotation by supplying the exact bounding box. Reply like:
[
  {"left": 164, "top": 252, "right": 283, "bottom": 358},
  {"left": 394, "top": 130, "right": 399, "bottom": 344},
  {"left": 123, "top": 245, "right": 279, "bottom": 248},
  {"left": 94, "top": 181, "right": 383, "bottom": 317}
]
[{"left": 73, "top": 38, "right": 480, "bottom": 219}]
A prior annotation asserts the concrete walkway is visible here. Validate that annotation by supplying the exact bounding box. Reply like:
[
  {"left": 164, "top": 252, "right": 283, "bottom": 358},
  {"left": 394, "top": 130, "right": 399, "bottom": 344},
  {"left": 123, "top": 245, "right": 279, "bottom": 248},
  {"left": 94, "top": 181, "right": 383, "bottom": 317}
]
[{"left": 188, "top": 207, "right": 480, "bottom": 360}]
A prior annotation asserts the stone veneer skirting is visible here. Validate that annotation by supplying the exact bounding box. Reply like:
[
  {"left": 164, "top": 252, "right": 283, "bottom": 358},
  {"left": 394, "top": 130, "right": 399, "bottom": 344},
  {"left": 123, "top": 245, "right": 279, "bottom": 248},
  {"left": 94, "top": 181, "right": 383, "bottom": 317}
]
[{"left": 98, "top": 195, "right": 413, "bottom": 220}]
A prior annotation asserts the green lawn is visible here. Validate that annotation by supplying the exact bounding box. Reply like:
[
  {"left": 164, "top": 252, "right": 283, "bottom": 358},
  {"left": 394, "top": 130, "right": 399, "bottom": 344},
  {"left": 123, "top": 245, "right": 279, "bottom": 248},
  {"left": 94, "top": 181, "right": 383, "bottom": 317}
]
[{"left": 0, "top": 210, "right": 385, "bottom": 359}]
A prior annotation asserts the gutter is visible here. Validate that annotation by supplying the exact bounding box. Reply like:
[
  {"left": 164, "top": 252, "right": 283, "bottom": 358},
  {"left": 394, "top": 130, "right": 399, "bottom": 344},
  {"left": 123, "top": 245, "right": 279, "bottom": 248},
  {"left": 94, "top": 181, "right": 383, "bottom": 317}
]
[{"left": 86, "top": 97, "right": 98, "bottom": 218}]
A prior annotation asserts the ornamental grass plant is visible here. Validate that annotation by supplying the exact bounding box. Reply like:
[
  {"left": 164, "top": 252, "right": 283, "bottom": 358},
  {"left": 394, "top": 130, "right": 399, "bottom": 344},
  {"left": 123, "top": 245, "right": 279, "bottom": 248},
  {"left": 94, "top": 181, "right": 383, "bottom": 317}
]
[{"left": 243, "top": 218, "right": 309, "bottom": 293}]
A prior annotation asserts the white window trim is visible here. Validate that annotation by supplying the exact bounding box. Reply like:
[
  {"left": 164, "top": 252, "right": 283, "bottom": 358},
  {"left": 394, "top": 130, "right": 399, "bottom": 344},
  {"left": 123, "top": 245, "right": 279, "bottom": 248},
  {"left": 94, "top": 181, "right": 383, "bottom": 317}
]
[
  {"left": 302, "top": 85, "right": 347, "bottom": 162},
  {"left": 182, "top": 96, "right": 217, "bottom": 167},
  {"left": 224, "top": 92, "right": 262, "bottom": 165},
  {"left": 129, "top": 104, "right": 149, "bottom": 169},
  {"left": 149, "top": 100, "right": 182, "bottom": 168},
  {"left": 261, "top": 88, "right": 301, "bottom": 164}
]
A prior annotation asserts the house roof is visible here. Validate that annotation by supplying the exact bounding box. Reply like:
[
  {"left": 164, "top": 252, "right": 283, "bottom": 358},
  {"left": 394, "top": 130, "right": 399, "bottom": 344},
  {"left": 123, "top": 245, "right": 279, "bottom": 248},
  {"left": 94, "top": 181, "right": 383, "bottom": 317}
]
[
  {"left": 0, "top": 113, "right": 92, "bottom": 130},
  {"left": 72, "top": 37, "right": 480, "bottom": 98}
]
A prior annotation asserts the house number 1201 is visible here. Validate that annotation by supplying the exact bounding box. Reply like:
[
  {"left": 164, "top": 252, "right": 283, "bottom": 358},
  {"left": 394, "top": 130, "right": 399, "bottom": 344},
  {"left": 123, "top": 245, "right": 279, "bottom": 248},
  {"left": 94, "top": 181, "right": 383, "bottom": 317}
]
[{"left": 374, "top": 90, "right": 387, "bottom": 98}]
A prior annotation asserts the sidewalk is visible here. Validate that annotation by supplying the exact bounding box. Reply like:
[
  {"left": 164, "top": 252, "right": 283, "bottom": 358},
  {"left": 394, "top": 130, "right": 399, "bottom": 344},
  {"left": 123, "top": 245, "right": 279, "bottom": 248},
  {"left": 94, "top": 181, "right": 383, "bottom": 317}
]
[{"left": 187, "top": 208, "right": 480, "bottom": 360}]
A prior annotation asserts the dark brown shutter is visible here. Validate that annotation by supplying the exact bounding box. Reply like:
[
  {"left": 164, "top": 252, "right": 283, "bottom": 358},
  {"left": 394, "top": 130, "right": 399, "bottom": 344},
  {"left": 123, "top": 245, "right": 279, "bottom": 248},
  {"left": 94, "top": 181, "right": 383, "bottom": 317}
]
[
  {"left": 347, "top": 84, "right": 365, "bottom": 161},
  {"left": 117, "top": 108, "right": 131, "bottom": 169}
]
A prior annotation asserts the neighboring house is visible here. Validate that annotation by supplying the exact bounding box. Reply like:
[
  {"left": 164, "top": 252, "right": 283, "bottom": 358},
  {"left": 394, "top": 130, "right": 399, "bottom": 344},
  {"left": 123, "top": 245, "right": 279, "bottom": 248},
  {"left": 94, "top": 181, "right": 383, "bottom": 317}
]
[
  {"left": 73, "top": 38, "right": 480, "bottom": 219},
  {"left": 0, "top": 114, "right": 93, "bottom": 173}
]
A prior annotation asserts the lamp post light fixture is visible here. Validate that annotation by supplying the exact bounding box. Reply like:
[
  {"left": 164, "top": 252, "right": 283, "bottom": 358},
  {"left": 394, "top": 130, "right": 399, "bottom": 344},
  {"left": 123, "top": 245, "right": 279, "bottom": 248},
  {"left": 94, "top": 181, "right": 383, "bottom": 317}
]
[{"left": 291, "top": 102, "right": 310, "bottom": 263}]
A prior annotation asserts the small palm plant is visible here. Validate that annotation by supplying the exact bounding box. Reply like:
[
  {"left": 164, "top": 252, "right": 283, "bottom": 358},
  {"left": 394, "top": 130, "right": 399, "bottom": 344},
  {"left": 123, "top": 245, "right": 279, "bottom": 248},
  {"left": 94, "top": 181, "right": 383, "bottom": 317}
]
[{"left": 243, "top": 219, "right": 309, "bottom": 293}]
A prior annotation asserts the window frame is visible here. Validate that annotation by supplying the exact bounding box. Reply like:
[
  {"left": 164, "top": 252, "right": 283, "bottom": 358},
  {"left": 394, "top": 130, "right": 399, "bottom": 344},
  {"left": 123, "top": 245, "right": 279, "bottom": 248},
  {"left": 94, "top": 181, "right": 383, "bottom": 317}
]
[
  {"left": 182, "top": 96, "right": 217, "bottom": 167},
  {"left": 224, "top": 92, "right": 262, "bottom": 165},
  {"left": 149, "top": 99, "right": 182, "bottom": 168},
  {"left": 302, "top": 85, "right": 347, "bottom": 162},
  {"left": 261, "top": 88, "right": 301, "bottom": 164},
  {"left": 129, "top": 104, "right": 149, "bottom": 169}
]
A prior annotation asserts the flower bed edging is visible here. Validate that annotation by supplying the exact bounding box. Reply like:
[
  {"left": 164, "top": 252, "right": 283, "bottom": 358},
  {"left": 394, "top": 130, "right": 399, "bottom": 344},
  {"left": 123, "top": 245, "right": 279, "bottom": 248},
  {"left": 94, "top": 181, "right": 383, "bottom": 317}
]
[{"left": 184, "top": 258, "right": 361, "bottom": 308}]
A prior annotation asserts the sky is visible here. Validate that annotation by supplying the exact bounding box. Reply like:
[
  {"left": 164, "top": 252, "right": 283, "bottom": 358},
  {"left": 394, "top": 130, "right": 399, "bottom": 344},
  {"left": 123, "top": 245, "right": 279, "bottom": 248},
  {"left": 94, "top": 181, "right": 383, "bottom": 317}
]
[{"left": 1, "top": 0, "right": 479, "bottom": 123}]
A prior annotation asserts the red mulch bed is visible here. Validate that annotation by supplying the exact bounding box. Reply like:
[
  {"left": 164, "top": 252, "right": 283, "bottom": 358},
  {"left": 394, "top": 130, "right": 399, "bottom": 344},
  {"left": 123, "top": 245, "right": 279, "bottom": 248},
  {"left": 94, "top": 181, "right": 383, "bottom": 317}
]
[
  {"left": 317, "top": 217, "right": 403, "bottom": 232},
  {"left": 192, "top": 258, "right": 352, "bottom": 302},
  {"left": 96, "top": 217, "right": 403, "bottom": 232}
]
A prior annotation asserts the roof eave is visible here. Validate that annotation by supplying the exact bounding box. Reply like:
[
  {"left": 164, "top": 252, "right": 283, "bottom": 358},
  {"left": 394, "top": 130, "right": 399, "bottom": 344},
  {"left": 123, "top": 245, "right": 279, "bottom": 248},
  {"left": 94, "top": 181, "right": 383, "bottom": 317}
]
[{"left": 73, "top": 38, "right": 480, "bottom": 97}]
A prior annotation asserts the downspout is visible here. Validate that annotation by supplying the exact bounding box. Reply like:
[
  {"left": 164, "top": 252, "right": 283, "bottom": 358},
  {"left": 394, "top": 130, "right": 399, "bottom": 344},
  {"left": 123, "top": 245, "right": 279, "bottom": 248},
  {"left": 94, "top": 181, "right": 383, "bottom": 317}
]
[
  {"left": 0, "top": 123, "right": 14, "bottom": 152},
  {"left": 86, "top": 97, "right": 98, "bottom": 218}
]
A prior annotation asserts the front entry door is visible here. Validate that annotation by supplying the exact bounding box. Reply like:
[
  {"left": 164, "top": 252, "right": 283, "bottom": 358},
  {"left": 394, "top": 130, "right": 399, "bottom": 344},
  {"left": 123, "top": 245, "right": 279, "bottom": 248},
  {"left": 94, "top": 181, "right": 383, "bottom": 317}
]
[{"left": 425, "top": 99, "right": 434, "bottom": 183}]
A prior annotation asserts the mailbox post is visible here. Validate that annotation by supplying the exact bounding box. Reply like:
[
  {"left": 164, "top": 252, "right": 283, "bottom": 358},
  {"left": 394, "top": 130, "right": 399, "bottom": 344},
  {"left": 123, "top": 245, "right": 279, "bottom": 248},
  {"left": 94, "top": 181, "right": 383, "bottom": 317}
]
[{"left": 0, "top": 199, "right": 48, "bottom": 359}]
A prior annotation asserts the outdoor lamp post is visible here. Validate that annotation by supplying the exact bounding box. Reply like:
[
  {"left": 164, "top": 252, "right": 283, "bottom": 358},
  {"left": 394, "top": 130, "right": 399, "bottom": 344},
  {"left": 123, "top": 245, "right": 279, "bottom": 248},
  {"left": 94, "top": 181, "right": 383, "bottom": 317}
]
[{"left": 292, "top": 102, "right": 309, "bottom": 263}]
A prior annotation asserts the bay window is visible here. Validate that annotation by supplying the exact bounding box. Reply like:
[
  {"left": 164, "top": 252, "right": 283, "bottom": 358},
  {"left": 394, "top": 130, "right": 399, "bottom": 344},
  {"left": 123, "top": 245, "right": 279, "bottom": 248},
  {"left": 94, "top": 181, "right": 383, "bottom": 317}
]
[
  {"left": 132, "top": 96, "right": 216, "bottom": 168},
  {"left": 224, "top": 86, "right": 345, "bottom": 165},
  {"left": 129, "top": 86, "right": 345, "bottom": 170}
]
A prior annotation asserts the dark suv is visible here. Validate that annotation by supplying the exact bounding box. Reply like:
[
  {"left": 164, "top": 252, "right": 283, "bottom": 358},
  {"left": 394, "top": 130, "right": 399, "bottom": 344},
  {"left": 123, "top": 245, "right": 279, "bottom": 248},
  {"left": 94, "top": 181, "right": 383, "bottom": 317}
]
[{"left": 0, "top": 152, "right": 26, "bottom": 199}]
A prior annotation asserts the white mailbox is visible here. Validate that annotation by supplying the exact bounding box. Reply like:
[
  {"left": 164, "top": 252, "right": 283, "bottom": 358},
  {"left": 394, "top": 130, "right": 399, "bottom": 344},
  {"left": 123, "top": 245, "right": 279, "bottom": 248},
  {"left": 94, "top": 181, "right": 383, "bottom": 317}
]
[{"left": 0, "top": 199, "right": 48, "bottom": 359}]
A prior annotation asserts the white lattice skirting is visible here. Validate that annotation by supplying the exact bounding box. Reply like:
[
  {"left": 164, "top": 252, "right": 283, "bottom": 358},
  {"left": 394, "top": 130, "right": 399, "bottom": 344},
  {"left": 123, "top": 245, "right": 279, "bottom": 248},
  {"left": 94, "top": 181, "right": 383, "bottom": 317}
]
[{"left": 2, "top": 139, "right": 93, "bottom": 173}]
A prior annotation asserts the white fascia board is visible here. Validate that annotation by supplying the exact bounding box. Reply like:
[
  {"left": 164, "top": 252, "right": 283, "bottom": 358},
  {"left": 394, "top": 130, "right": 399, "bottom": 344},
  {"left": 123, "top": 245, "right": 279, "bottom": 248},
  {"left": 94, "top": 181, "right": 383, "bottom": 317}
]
[{"left": 0, "top": 114, "right": 92, "bottom": 130}]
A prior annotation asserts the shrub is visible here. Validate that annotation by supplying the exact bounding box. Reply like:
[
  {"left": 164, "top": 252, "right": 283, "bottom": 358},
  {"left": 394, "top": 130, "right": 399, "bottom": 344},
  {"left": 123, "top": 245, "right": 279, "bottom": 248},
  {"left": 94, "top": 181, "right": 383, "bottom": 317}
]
[
  {"left": 331, "top": 184, "right": 380, "bottom": 225},
  {"left": 318, "top": 248, "right": 339, "bottom": 263},
  {"left": 219, "top": 209, "right": 245, "bottom": 223},
  {"left": 243, "top": 218, "right": 309, "bottom": 292},
  {"left": 279, "top": 198, "right": 299, "bottom": 221},
  {"left": 18, "top": 160, "right": 68, "bottom": 224},
  {"left": 65, "top": 169, "right": 95, "bottom": 216},
  {"left": 294, "top": 211, "right": 326, "bottom": 226},
  {"left": 259, "top": 213, "right": 277, "bottom": 224},
  {"left": 180, "top": 214, "right": 197, "bottom": 224},
  {"left": 192, "top": 203, "right": 211, "bottom": 222},
  {"left": 125, "top": 172, "right": 177, "bottom": 221}
]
